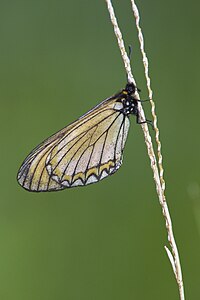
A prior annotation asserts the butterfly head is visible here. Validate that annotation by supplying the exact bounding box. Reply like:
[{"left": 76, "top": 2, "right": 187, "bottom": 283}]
[
  {"left": 125, "top": 82, "right": 140, "bottom": 95},
  {"left": 125, "top": 82, "right": 136, "bottom": 95}
]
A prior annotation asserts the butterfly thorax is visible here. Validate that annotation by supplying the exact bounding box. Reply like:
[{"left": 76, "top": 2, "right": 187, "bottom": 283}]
[{"left": 114, "top": 85, "right": 139, "bottom": 116}]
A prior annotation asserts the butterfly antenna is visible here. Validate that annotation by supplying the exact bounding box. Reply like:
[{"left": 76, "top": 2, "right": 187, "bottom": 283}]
[
  {"left": 125, "top": 45, "right": 132, "bottom": 83},
  {"left": 128, "top": 45, "right": 132, "bottom": 61},
  {"left": 126, "top": 45, "right": 141, "bottom": 93}
]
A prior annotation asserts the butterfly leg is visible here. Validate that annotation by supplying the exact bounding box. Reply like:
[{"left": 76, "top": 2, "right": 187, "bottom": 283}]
[
  {"left": 136, "top": 114, "right": 154, "bottom": 129},
  {"left": 137, "top": 98, "right": 151, "bottom": 102}
]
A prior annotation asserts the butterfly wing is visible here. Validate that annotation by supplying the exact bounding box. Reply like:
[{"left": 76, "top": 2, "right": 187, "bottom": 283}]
[{"left": 17, "top": 95, "right": 130, "bottom": 192}]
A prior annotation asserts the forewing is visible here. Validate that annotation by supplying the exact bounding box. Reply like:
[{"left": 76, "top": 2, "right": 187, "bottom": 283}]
[{"left": 17, "top": 97, "right": 130, "bottom": 191}]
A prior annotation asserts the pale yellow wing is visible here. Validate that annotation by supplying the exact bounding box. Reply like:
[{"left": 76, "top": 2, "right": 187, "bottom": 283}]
[{"left": 17, "top": 96, "right": 130, "bottom": 192}]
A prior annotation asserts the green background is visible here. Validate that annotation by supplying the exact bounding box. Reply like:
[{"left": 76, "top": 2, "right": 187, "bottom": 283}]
[{"left": 1, "top": 0, "right": 199, "bottom": 299}]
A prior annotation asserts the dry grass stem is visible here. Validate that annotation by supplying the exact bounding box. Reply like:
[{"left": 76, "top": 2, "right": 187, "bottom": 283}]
[{"left": 105, "top": 0, "right": 185, "bottom": 299}]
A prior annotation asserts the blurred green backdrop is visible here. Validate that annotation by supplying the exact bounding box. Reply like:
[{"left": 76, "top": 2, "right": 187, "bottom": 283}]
[{"left": 1, "top": 0, "right": 200, "bottom": 299}]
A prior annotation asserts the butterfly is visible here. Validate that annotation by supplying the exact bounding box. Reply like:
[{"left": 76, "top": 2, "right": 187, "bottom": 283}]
[{"left": 17, "top": 82, "right": 147, "bottom": 192}]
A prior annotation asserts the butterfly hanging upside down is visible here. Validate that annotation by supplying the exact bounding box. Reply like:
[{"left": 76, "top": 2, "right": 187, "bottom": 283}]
[{"left": 17, "top": 82, "right": 149, "bottom": 192}]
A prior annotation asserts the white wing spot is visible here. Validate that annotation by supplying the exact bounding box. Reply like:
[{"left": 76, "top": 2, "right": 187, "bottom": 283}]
[
  {"left": 100, "top": 170, "right": 108, "bottom": 179},
  {"left": 51, "top": 175, "right": 61, "bottom": 183},
  {"left": 86, "top": 175, "right": 98, "bottom": 185},
  {"left": 114, "top": 102, "right": 123, "bottom": 111},
  {"left": 72, "top": 179, "right": 84, "bottom": 187},
  {"left": 109, "top": 167, "right": 115, "bottom": 174},
  {"left": 115, "top": 160, "right": 122, "bottom": 170},
  {"left": 46, "top": 164, "right": 52, "bottom": 175},
  {"left": 61, "top": 180, "right": 70, "bottom": 187},
  {"left": 46, "top": 153, "right": 51, "bottom": 165}
]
